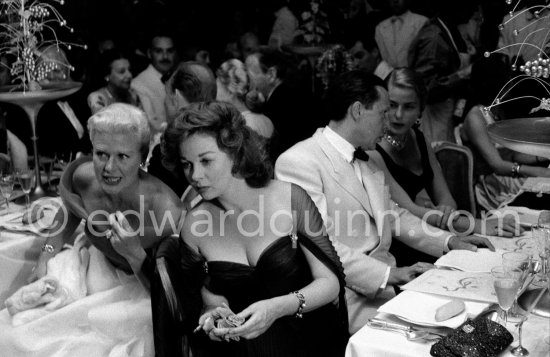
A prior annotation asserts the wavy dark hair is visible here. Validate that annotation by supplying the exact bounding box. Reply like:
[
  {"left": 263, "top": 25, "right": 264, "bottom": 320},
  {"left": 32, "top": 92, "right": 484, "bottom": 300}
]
[{"left": 161, "top": 101, "right": 273, "bottom": 188}]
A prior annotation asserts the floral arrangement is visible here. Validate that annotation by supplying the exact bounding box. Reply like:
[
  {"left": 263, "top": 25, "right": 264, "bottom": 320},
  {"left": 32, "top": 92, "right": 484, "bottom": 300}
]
[
  {"left": 315, "top": 44, "right": 353, "bottom": 90},
  {"left": 0, "top": 0, "right": 84, "bottom": 91},
  {"left": 483, "top": 0, "right": 550, "bottom": 115},
  {"left": 296, "top": 0, "right": 330, "bottom": 46}
]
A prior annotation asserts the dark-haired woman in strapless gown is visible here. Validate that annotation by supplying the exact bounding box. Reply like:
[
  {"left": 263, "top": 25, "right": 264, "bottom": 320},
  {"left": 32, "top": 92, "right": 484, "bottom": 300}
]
[{"left": 161, "top": 101, "right": 348, "bottom": 357}]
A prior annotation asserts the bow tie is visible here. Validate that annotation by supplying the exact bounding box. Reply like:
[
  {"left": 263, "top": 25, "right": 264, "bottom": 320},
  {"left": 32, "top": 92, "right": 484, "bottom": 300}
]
[
  {"left": 391, "top": 15, "right": 403, "bottom": 24},
  {"left": 353, "top": 147, "right": 369, "bottom": 162}
]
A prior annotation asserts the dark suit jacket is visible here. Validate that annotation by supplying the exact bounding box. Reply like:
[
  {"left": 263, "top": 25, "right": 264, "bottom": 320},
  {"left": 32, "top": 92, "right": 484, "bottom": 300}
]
[{"left": 264, "top": 82, "right": 322, "bottom": 162}]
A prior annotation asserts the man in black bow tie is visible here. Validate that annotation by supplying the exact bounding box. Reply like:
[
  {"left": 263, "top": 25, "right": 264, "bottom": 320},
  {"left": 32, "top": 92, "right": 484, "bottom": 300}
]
[{"left": 275, "top": 70, "right": 493, "bottom": 334}]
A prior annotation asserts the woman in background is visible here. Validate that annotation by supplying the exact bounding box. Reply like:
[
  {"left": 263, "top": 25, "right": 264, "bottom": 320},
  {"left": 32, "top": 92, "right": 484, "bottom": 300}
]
[
  {"left": 87, "top": 49, "right": 145, "bottom": 114},
  {"left": 461, "top": 55, "right": 550, "bottom": 210},
  {"left": 216, "top": 58, "right": 274, "bottom": 139}
]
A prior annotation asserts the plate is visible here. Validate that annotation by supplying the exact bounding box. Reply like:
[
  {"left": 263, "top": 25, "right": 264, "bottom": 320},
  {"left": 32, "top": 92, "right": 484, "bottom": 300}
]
[{"left": 378, "top": 290, "right": 489, "bottom": 329}]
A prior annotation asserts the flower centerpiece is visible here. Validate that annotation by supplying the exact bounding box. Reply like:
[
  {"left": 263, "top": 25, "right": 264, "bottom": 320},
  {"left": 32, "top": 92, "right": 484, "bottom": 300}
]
[
  {"left": 296, "top": 0, "right": 330, "bottom": 46},
  {"left": 315, "top": 44, "right": 353, "bottom": 90},
  {"left": 0, "top": 0, "right": 85, "bottom": 92}
]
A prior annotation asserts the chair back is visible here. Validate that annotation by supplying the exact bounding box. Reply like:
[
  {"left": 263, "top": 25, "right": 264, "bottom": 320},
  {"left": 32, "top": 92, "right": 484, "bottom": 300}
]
[
  {"left": 432, "top": 141, "right": 477, "bottom": 217},
  {"left": 151, "top": 235, "right": 191, "bottom": 357}
]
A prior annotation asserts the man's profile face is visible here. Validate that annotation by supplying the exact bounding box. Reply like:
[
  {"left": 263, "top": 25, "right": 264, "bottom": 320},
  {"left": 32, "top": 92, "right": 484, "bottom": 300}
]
[
  {"left": 357, "top": 86, "right": 390, "bottom": 150},
  {"left": 349, "top": 41, "right": 378, "bottom": 73},
  {"left": 149, "top": 36, "right": 177, "bottom": 75}
]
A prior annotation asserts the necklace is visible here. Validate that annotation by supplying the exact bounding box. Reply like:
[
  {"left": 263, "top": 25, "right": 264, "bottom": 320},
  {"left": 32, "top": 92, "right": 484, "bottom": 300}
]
[{"left": 384, "top": 132, "right": 408, "bottom": 151}]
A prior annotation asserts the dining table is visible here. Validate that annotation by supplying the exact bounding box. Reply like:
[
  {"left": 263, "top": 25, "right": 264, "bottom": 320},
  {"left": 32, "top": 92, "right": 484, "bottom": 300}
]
[{"left": 346, "top": 207, "right": 550, "bottom": 357}]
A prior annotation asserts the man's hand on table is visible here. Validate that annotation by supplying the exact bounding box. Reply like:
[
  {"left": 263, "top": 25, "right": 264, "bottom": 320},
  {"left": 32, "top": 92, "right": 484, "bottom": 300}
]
[
  {"left": 448, "top": 235, "right": 495, "bottom": 252},
  {"left": 388, "top": 262, "right": 434, "bottom": 286},
  {"left": 482, "top": 215, "right": 524, "bottom": 237}
]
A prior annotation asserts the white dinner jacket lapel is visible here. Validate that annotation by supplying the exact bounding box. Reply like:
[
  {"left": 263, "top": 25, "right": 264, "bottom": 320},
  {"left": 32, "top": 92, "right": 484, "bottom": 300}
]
[
  {"left": 359, "top": 162, "right": 391, "bottom": 241},
  {"left": 313, "top": 131, "right": 375, "bottom": 219}
]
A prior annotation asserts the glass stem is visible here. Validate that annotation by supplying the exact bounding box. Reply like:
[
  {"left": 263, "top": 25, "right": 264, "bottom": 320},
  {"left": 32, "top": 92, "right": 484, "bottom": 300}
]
[
  {"left": 518, "top": 321, "right": 523, "bottom": 346},
  {"left": 25, "top": 194, "right": 29, "bottom": 208}
]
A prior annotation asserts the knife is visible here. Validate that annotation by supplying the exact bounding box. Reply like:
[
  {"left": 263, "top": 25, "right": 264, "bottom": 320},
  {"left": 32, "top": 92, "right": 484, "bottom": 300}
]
[{"left": 368, "top": 318, "right": 447, "bottom": 337}]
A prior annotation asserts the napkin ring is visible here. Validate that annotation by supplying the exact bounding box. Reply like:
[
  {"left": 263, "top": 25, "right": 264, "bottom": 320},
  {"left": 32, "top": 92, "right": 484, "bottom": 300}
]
[
  {"left": 291, "top": 291, "right": 306, "bottom": 318},
  {"left": 41, "top": 244, "right": 55, "bottom": 254}
]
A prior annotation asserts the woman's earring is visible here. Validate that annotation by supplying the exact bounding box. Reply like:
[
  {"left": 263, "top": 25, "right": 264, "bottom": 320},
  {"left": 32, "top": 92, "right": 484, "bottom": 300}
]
[{"left": 415, "top": 116, "right": 422, "bottom": 126}]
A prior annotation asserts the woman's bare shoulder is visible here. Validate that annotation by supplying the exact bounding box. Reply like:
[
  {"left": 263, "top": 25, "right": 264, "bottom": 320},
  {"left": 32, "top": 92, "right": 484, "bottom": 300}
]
[{"left": 72, "top": 161, "right": 95, "bottom": 193}]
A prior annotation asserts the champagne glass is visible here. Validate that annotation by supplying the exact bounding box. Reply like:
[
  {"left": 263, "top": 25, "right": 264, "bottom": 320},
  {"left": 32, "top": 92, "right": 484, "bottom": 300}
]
[
  {"left": 17, "top": 168, "right": 35, "bottom": 209},
  {"left": 492, "top": 266, "right": 522, "bottom": 330},
  {"left": 0, "top": 171, "right": 15, "bottom": 212},
  {"left": 502, "top": 251, "right": 531, "bottom": 318}
]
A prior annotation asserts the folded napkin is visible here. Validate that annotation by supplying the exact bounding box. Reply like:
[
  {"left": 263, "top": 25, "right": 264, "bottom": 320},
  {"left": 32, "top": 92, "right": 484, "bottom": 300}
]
[
  {"left": 434, "top": 249, "right": 506, "bottom": 273},
  {"left": 378, "top": 290, "right": 489, "bottom": 328}
]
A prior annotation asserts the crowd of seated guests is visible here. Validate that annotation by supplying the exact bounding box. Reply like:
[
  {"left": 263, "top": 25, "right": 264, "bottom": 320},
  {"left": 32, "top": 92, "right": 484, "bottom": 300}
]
[{"left": 0, "top": 0, "right": 547, "bottom": 356}]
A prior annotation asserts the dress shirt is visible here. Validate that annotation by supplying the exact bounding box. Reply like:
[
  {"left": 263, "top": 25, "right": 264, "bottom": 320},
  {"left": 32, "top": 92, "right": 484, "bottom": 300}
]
[
  {"left": 323, "top": 126, "right": 391, "bottom": 288},
  {"left": 131, "top": 64, "right": 167, "bottom": 132},
  {"left": 375, "top": 10, "right": 428, "bottom": 68}
]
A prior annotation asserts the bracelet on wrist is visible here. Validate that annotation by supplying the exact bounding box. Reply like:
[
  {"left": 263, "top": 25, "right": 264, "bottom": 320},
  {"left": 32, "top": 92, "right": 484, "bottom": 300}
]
[
  {"left": 291, "top": 291, "right": 306, "bottom": 318},
  {"left": 511, "top": 162, "right": 521, "bottom": 178},
  {"left": 41, "top": 244, "right": 55, "bottom": 254}
]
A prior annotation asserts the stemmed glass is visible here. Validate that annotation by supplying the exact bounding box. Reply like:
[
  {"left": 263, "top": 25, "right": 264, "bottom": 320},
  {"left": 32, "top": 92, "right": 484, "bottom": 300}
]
[
  {"left": 511, "top": 309, "right": 530, "bottom": 356},
  {"left": 491, "top": 266, "right": 522, "bottom": 330},
  {"left": 531, "top": 224, "right": 550, "bottom": 287},
  {"left": 0, "top": 170, "right": 15, "bottom": 213},
  {"left": 17, "top": 168, "right": 35, "bottom": 209},
  {"left": 502, "top": 251, "right": 531, "bottom": 318}
]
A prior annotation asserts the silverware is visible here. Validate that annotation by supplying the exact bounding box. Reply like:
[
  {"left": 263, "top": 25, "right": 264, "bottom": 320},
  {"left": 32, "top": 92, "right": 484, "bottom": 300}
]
[{"left": 366, "top": 318, "right": 442, "bottom": 341}]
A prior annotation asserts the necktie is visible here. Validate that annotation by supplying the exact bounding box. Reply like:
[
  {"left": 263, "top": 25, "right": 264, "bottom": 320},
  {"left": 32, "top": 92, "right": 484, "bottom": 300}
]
[{"left": 353, "top": 146, "right": 369, "bottom": 162}]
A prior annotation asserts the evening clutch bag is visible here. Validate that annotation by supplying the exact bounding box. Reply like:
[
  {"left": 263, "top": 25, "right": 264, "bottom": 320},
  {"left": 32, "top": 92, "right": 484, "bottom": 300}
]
[{"left": 430, "top": 314, "right": 513, "bottom": 357}]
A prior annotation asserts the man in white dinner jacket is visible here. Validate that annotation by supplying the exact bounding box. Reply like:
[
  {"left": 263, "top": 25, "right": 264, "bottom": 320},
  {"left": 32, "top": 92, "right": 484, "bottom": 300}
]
[{"left": 275, "top": 70, "right": 493, "bottom": 334}]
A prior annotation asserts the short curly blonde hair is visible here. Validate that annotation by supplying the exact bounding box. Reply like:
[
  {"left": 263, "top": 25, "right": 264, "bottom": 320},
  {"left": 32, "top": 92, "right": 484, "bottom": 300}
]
[
  {"left": 88, "top": 103, "right": 151, "bottom": 161},
  {"left": 216, "top": 58, "right": 249, "bottom": 98}
]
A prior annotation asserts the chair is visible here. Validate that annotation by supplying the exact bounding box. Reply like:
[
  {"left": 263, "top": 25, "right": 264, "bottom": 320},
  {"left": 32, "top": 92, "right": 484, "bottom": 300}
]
[
  {"left": 432, "top": 141, "right": 478, "bottom": 217},
  {"left": 151, "top": 235, "right": 190, "bottom": 357}
]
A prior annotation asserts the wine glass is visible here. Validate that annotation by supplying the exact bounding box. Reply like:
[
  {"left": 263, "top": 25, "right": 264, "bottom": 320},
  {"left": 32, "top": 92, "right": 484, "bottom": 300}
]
[
  {"left": 17, "top": 168, "right": 35, "bottom": 209},
  {"left": 531, "top": 224, "right": 550, "bottom": 287},
  {"left": 491, "top": 266, "right": 522, "bottom": 330},
  {"left": 0, "top": 171, "right": 15, "bottom": 213},
  {"left": 502, "top": 251, "right": 531, "bottom": 318}
]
